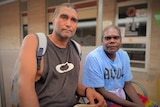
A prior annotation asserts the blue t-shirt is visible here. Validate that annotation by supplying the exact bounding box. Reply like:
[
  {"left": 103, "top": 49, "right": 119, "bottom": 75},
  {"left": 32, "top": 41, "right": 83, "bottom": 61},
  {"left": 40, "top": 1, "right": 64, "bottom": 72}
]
[{"left": 82, "top": 46, "right": 133, "bottom": 91}]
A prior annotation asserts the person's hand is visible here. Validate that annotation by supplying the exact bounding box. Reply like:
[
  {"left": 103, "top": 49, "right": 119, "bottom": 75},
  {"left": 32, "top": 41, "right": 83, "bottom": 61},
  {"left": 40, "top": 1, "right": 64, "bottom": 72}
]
[{"left": 86, "top": 88, "right": 107, "bottom": 107}]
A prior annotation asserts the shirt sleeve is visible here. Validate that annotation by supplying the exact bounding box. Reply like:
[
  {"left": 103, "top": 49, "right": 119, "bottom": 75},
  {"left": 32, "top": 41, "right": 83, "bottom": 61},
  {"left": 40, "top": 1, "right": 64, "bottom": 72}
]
[{"left": 82, "top": 54, "right": 104, "bottom": 88}]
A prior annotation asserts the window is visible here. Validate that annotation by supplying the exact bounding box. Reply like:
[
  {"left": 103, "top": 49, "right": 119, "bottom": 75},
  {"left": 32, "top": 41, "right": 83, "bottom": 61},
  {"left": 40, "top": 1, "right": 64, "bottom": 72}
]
[
  {"left": 23, "top": 24, "right": 28, "bottom": 38},
  {"left": 118, "top": 3, "right": 147, "bottom": 37},
  {"left": 116, "top": 0, "right": 150, "bottom": 72},
  {"left": 72, "top": 19, "right": 96, "bottom": 46},
  {"left": 48, "top": 22, "right": 53, "bottom": 34},
  {"left": 121, "top": 43, "right": 146, "bottom": 68}
]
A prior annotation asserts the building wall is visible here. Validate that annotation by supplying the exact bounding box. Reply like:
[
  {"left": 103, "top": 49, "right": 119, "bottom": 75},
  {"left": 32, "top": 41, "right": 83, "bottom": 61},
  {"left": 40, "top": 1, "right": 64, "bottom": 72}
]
[
  {"left": 27, "top": 0, "right": 47, "bottom": 34},
  {"left": 150, "top": 0, "right": 160, "bottom": 74},
  {"left": 103, "top": 0, "right": 115, "bottom": 28},
  {"left": 148, "top": 0, "right": 160, "bottom": 103},
  {"left": 0, "top": 1, "right": 21, "bottom": 50}
]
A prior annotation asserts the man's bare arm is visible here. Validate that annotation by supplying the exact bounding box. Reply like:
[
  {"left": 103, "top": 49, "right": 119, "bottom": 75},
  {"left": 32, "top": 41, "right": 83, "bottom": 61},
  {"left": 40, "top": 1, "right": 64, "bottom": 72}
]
[{"left": 18, "top": 34, "right": 40, "bottom": 107}]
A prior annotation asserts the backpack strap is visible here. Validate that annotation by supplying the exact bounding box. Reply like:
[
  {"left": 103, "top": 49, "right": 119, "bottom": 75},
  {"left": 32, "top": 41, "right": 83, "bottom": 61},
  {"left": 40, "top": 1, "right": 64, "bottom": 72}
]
[
  {"left": 71, "top": 39, "right": 82, "bottom": 60},
  {"left": 35, "top": 33, "right": 47, "bottom": 70},
  {"left": 35, "top": 34, "right": 80, "bottom": 70}
]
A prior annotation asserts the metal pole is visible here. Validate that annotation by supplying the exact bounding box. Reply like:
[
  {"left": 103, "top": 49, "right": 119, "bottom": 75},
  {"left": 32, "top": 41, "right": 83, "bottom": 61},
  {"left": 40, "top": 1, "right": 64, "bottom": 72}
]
[{"left": 0, "top": 54, "right": 6, "bottom": 107}]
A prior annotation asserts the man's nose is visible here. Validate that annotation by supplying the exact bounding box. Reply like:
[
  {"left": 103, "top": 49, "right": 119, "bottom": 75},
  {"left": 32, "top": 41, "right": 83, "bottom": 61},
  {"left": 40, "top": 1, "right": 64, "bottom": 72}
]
[
  {"left": 66, "top": 19, "right": 71, "bottom": 26},
  {"left": 110, "top": 37, "right": 116, "bottom": 42}
]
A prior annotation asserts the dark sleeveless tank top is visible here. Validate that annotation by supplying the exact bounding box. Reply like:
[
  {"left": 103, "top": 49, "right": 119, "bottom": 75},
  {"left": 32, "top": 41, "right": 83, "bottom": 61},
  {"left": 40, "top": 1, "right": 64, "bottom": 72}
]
[{"left": 35, "top": 36, "right": 80, "bottom": 107}]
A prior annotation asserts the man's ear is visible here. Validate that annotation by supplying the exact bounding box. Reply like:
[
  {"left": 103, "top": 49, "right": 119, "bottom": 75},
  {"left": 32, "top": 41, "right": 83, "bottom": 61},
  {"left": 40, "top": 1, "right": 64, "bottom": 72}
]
[{"left": 52, "top": 17, "right": 55, "bottom": 25}]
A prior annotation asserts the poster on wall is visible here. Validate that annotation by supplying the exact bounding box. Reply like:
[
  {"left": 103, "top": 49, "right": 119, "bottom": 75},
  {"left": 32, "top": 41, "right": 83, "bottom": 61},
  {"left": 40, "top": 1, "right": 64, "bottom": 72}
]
[{"left": 155, "top": 11, "right": 160, "bottom": 27}]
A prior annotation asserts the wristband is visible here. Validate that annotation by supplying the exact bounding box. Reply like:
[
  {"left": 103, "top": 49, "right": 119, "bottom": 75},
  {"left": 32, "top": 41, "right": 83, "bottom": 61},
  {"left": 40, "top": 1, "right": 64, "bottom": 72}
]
[{"left": 84, "top": 87, "right": 88, "bottom": 97}]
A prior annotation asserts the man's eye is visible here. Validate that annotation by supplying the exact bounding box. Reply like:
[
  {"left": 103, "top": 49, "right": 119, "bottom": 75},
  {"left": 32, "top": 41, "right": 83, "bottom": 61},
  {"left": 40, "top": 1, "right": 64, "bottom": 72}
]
[
  {"left": 104, "top": 36, "right": 120, "bottom": 41},
  {"left": 114, "top": 36, "right": 120, "bottom": 40},
  {"left": 60, "top": 15, "right": 68, "bottom": 19},
  {"left": 104, "top": 37, "right": 111, "bottom": 40},
  {"left": 71, "top": 18, "right": 78, "bottom": 23}
]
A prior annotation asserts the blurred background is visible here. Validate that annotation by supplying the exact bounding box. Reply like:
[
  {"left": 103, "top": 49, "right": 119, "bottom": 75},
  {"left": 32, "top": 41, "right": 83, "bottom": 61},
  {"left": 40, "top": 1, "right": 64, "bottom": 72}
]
[{"left": 0, "top": 0, "right": 160, "bottom": 106}]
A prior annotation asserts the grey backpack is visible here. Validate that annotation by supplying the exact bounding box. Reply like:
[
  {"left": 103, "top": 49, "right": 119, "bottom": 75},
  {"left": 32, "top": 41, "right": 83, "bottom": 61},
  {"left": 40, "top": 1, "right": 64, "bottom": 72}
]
[{"left": 10, "top": 33, "right": 82, "bottom": 107}]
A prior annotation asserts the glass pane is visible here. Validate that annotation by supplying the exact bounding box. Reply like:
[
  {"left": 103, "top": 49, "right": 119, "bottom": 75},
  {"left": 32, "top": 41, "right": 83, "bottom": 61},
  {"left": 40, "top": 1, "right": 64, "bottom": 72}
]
[
  {"left": 119, "top": 22, "right": 146, "bottom": 37},
  {"left": 118, "top": 3, "right": 147, "bottom": 37},
  {"left": 48, "top": 22, "right": 53, "bottom": 34},
  {"left": 130, "top": 62, "right": 145, "bottom": 68},
  {"left": 118, "top": 3, "right": 147, "bottom": 19},
  {"left": 121, "top": 43, "right": 146, "bottom": 48},
  {"left": 127, "top": 50, "right": 145, "bottom": 61},
  {"left": 72, "top": 19, "right": 96, "bottom": 46},
  {"left": 23, "top": 24, "right": 28, "bottom": 38}
]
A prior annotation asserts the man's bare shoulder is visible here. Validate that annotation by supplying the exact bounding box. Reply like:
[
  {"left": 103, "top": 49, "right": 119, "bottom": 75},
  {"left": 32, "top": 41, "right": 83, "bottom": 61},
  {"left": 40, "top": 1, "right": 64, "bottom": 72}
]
[
  {"left": 23, "top": 34, "right": 37, "bottom": 43},
  {"left": 18, "top": 34, "right": 38, "bottom": 61},
  {"left": 20, "top": 34, "right": 38, "bottom": 50}
]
